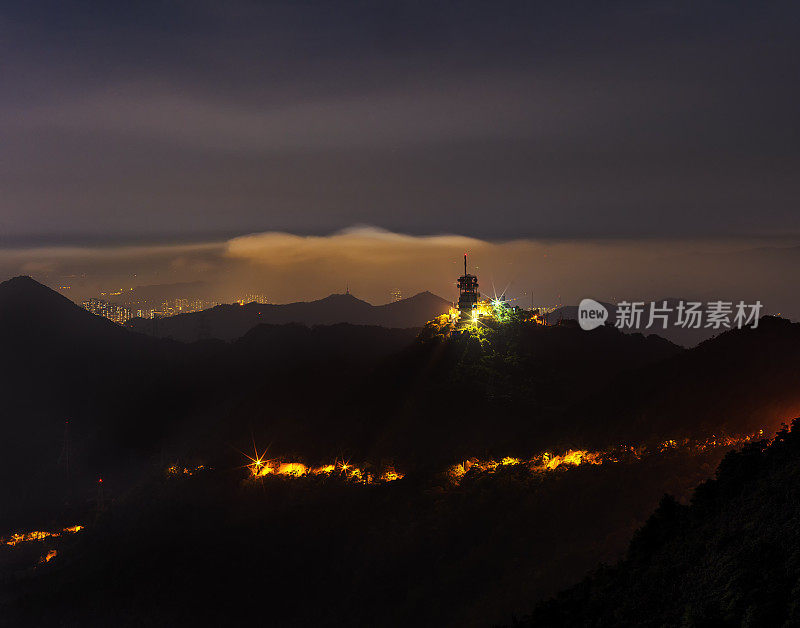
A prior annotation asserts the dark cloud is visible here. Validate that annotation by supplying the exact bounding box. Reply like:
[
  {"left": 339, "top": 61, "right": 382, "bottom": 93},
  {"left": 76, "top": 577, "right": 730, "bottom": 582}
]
[{"left": 1, "top": 1, "right": 799, "bottom": 244}]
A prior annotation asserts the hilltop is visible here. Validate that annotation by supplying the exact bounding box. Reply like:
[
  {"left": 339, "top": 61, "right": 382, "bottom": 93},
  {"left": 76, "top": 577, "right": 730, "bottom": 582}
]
[{"left": 0, "top": 275, "right": 134, "bottom": 344}]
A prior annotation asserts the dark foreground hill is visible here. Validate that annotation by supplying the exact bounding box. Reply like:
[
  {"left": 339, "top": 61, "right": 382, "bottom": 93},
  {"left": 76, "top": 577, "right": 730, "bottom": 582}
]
[
  {"left": 0, "top": 276, "right": 420, "bottom": 529},
  {"left": 340, "top": 318, "right": 682, "bottom": 466},
  {"left": 335, "top": 315, "right": 800, "bottom": 467},
  {"left": 4, "top": 277, "right": 800, "bottom": 532},
  {"left": 562, "top": 315, "right": 800, "bottom": 449},
  {"left": 0, "top": 276, "right": 176, "bottom": 529},
  {"left": 0, "top": 442, "right": 739, "bottom": 628},
  {"left": 524, "top": 419, "right": 800, "bottom": 627},
  {"left": 125, "top": 290, "right": 452, "bottom": 341},
  {"left": 3, "top": 277, "right": 800, "bottom": 626}
]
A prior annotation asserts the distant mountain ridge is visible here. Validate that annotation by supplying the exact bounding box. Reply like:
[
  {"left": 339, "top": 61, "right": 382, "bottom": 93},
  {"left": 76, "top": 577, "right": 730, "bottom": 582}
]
[
  {"left": 125, "top": 290, "right": 452, "bottom": 341},
  {"left": 553, "top": 298, "right": 738, "bottom": 347}
]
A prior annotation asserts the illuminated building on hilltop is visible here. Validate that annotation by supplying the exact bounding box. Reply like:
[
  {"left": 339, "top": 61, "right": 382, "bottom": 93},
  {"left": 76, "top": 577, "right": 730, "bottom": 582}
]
[
  {"left": 457, "top": 254, "right": 479, "bottom": 320},
  {"left": 390, "top": 288, "right": 403, "bottom": 303}
]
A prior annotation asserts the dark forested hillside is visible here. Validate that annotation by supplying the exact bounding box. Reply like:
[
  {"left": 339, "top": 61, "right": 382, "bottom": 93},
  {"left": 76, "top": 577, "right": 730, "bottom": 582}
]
[
  {"left": 3, "top": 278, "right": 800, "bottom": 627},
  {"left": 0, "top": 442, "right": 736, "bottom": 628},
  {"left": 341, "top": 318, "right": 683, "bottom": 467},
  {"left": 4, "top": 278, "right": 800, "bottom": 531},
  {"left": 524, "top": 418, "right": 800, "bottom": 627},
  {"left": 333, "top": 316, "right": 800, "bottom": 467},
  {"left": 563, "top": 316, "right": 800, "bottom": 448},
  {"left": 0, "top": 277, "right": 420, "bottom": 529}
]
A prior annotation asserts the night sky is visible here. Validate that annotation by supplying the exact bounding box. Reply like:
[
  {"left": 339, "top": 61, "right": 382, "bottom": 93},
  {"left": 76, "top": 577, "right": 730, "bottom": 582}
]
[
  {"left": 1, "top": 2, "right": 798, "bottom": 309},
  {"left": 3, "top": 0, "right": 800, "bottom": 243}
]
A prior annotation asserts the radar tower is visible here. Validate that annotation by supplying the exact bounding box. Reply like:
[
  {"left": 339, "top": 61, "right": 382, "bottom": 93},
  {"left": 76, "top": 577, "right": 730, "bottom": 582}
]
[{"left": 457, "top": 254, "right": 479, "bottom": 319}]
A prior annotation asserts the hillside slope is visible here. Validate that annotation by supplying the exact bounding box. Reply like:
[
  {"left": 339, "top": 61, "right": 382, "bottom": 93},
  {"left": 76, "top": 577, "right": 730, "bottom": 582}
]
[
  {"left": 4, "top": 276, "right": 800, "bottom": 536},
  {"left": 0, "top": 277, "right": 420, "bottom": 529},
  {"left": 563, "top": 316, "right": 800, "bottom": 448},
  {"left": 524, "top": 419, "right": 800, "bottom": 627},
  {"left": 342, "top": 319, "right": 683, "bottom": 466}
]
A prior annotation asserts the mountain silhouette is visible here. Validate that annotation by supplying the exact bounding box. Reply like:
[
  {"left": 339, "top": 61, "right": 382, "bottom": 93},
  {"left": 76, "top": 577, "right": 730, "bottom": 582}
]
[
  {"left": 4, "top": 278, "right": 799, "bottom": 527},
  {"left": 4, "top": 277, "right": 799, "bottom": 527},
  {"left": 561, "top": 315, "right": 800, "bottom": 449},
  {"left": 4, "top": 276, "right": 800, "bottom": 626},
  {"left": 125, "top": 290, "right": 452, "bottom": 341},
  {"left": 0, "top": 277, "right": 420, "bottom": 529},
  {"left": 0, "top": 275, "right": 135, "bottom": 345},
  {"left": 552, "top": 298, "right": 726, "bottom": 348}
]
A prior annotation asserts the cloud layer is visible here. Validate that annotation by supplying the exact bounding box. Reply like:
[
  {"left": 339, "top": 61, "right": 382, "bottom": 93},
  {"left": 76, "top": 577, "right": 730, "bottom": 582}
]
[{"left": 2, "top": 227, "right": 798, "bottom": 320}]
